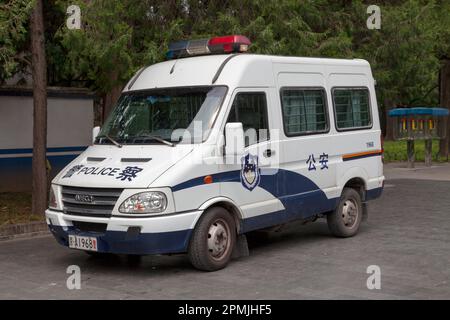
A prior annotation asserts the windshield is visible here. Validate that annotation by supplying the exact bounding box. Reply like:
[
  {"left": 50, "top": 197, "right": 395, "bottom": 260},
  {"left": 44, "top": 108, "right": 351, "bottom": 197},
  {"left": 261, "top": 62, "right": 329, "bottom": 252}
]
[{"left": 96, "top": 86, "right": 227, "bottom": 145}]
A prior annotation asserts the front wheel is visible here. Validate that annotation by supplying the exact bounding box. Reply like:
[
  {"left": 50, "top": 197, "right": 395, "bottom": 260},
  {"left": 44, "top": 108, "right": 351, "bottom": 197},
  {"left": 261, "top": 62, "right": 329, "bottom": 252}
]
[
  {"left": 188, "top": 207, "right": 236, "bottom": 271},
  {"left": 327, "top": 187, "right": 363, "bottom": 237}
]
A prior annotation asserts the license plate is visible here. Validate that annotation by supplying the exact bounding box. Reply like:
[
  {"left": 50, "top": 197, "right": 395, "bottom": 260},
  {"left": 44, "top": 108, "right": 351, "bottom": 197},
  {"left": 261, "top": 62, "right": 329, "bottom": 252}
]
[{"left": 68, "top": 235, "right": 98, "bottom": 251}]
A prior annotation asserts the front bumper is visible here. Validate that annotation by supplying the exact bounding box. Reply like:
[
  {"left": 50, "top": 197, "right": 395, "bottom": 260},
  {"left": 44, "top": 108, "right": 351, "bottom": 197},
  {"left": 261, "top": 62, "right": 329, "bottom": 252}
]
[{"left": 45, "top": 209, "right": 203, "bottom": 255}]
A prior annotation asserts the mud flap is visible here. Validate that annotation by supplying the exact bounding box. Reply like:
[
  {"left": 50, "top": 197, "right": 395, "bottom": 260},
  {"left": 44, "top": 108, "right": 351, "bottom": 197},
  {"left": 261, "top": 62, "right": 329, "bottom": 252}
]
[
  {"left": 362, "top": 202, "right": 369, "bottom": 222},
  {"left": 232, "top": 234, "right": 249, "bottom": 259}
]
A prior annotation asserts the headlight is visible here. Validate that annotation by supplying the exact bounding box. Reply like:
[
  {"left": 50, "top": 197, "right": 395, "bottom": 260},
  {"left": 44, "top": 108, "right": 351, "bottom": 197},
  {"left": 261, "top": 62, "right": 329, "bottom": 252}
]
[
  {"left": 119, "top": 191, "right": 167, "bottom": 214},
  {"left": 48, "top": 186, "right": 57, "bottom": 209}
]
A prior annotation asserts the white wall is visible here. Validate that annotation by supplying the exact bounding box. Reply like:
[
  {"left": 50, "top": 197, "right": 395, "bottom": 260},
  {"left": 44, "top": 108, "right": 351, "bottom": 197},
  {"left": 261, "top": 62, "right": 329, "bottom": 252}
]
[
  {"left": 0, "top": 96, "right": 93, "bottom": 149},
  {"left": 0, "top": 89, "right": 94, "bottom": 192}
]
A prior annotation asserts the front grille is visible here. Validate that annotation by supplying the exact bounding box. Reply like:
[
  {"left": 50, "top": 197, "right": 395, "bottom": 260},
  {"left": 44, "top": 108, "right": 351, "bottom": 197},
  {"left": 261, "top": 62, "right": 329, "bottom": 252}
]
[
  {"left": 62, "top": 186, "right": 123, "bottom": 218},
  {"left": 72, "top": 221, "right": 107, "bottom": 233}
]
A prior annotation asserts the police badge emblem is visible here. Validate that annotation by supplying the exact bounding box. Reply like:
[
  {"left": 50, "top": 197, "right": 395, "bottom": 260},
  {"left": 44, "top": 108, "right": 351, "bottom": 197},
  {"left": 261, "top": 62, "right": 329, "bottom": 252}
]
[
  {"left": 62, "top": 164, "right": 84, "bottom": 179},
  {"left": 240, "top": 153, "right": 260, "bottom": 191}
]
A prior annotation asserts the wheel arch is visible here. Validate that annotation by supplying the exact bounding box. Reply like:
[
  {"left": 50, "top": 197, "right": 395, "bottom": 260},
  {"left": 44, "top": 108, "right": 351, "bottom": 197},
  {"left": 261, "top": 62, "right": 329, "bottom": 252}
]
[
  {"left": 343, "top": 177, "right": 367, "bottom": 201},
  {"left": 338, "top": 166, "right": 369, "bottom": 201},
  {"left": 198, "top": 197, "right": 244, "bottom": 234}
]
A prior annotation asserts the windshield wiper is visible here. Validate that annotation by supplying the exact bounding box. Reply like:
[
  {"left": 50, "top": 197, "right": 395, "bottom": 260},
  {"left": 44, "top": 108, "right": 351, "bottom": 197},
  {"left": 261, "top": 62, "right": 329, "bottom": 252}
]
[
  {"left": 105, "top": 135, "right": 123, "bottom": 148},
  {"left": 133, "top": 134, "right": 175, "bottom": 147}
]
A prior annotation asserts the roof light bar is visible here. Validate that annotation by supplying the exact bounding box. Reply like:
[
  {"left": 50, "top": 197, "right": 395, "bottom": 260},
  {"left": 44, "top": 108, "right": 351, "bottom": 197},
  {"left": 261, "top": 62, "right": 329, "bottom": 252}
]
[
  {"left": 187, "top": 39, "right": 211, "bottom": 56},
  {"left": 166, "top": 35, "right": 251, "bottom": 60},
  {"left": 208, "top": 35, "right": 251, "bottom": 54},
  {"left": 166, "top": 40, "right": 189, "bottom": 60}
]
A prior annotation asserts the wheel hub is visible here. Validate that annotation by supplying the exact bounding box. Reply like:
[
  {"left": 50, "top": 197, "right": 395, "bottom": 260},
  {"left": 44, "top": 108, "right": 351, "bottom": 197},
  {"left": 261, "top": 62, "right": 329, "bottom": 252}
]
[
  {"left": 342, "top": 199, "right": 358, "bottom": 227},
  {"left": 207, "top": 220, "right": 229, "bottom": 259}
]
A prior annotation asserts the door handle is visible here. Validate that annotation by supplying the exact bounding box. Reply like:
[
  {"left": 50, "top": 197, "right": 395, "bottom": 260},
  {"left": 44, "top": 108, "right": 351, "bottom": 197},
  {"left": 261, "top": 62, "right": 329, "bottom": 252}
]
[{"left": 263, "top": 149, "right": 275, "bottom": 157}]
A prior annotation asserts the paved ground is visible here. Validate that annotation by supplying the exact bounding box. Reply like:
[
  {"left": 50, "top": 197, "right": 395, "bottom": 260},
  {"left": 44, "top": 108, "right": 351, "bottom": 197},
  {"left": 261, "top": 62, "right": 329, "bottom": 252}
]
[{"left": 0, "top": 163, "right": 449, "bottom": 299}]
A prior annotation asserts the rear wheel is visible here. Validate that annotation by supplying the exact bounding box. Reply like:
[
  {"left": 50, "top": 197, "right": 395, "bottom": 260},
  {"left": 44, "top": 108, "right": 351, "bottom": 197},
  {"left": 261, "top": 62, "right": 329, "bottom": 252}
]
[
  {"left": 327, "top": 187, "right": 363, "bottom": 237},
  {"left": 188, "top": 207, "right": 236, "bottom": 271}
]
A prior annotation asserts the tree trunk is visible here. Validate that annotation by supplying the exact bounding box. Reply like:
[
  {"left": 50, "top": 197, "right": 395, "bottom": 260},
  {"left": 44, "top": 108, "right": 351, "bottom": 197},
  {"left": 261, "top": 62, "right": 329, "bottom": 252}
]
[
  {"left": 438, "top": 59, "right": 450, "bottom": 157},
  {"left": 31, "top": 0, "right": 48, "bottom": 215},
  {"left": 102, "top": 84, "right": 123, "bottom": 122},
  {"left": 102, "top": 70, "right": 123, "bottom": 122},
  {"left": 384, "top": 98, "right": 395, "bottom": 141}
]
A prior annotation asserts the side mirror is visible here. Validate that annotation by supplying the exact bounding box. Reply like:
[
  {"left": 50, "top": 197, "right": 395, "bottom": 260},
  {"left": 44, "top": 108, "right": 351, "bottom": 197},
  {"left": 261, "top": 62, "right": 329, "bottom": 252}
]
[
  {"left": 225, "top": 122, "right": 245, "bottom": 156},
  {"left": 92, "top": 126, "right": 101, "bottom": 144}
]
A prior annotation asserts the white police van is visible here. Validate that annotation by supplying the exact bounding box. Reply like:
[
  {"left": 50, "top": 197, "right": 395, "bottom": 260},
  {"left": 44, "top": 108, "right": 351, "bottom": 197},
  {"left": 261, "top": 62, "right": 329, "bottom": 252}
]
[{"left": 46, "top": 35, "right": 384, "bottom": 271}]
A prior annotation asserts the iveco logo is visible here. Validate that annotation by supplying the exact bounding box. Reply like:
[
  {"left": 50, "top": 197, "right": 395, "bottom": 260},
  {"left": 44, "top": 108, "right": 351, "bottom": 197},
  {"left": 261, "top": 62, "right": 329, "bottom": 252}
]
[{"left": 74, "top": 194, "right": 94, "bottom": 203}]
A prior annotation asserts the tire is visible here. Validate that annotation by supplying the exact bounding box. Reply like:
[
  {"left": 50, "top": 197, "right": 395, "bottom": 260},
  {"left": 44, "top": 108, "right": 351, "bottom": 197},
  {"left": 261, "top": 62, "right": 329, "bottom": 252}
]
[
  {"left": 327, "top": 187, "right": 363, "bottom": 237},
  {"left": 188, "top": 207, "right": 236, "bottom": 271}
]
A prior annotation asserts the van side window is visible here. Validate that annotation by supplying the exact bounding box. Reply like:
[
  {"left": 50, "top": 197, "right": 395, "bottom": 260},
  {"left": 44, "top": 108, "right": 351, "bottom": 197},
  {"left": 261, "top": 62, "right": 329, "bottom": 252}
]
[
  {"left": 280, "top": 88, "right": 328, "bottom": 136},
  {"left": 333, "top": 88, "right": 372, "bottom": 130},
  {"left": 227, "top": 92, "right": 269, "bottom": 146}
]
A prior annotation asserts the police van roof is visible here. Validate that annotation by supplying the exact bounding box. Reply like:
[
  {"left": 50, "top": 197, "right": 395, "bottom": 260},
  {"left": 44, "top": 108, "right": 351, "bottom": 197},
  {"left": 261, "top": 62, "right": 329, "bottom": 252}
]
[{"left": 125, "top": 54, "right": 371, "bottom": 92}]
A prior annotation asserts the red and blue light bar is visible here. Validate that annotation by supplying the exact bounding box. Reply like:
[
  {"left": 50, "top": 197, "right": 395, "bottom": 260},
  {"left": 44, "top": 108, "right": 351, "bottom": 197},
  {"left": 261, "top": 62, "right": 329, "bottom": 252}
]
[{"left": 166, "top": 35, "right": 251, "bottom": 59}]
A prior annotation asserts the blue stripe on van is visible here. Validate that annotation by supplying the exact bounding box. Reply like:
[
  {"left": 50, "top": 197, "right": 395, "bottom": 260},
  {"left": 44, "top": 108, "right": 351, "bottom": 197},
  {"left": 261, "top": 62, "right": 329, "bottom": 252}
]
[
  {"left": 366, "top": 186, "right": 383, "bottom": 200},
  {"left": 241, "top": 186, "right": 383, "bottom": 233},
  {"left": 172, "top": 169, "right": 383, "bottom": 233},
  {"left": 173, "top": 168, "right": 339, "bottom": 225},
  {"left": 172, "top": 170, "right": 240, "bottom": 192},
  {"left": 0, "top": 146, "right": 88, "bottom": 155}
]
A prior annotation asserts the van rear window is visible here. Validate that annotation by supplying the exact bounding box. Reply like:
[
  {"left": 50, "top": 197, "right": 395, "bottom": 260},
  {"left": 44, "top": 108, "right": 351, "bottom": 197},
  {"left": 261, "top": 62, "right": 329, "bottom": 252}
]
[
  {"left": 333, "top": 88, "right": 372, "bottom": 130},
  {"left": 280, "top": 88, "right": 328, "bottom": 136}
]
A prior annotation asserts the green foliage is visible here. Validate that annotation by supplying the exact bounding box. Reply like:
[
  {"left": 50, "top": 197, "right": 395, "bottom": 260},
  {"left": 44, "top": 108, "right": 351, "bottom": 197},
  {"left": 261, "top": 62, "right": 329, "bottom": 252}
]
[
  {"left": 359, "top": 0, "right": 444, "bottom": 110},
  {"left": 55, "top": 1, "right": 133, "bottom": 92},
  {"left": 383, "top": 139, "right": 448, "bottom": 162},
  {"left": 1, "top": 0, "right": 450, "bottom": 108},
  {"left": 0, "top": 0, "right": 34, "bottom": 80}
]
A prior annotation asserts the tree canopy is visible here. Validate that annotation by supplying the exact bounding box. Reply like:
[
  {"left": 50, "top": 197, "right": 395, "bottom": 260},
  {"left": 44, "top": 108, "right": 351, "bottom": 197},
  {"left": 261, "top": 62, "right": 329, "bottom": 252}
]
[
  {"left": 1, "top": 0, "right": 450, "bottom": 113},
  {"left": 0, "top": 0, "right": 34, "bottom": 81}
]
